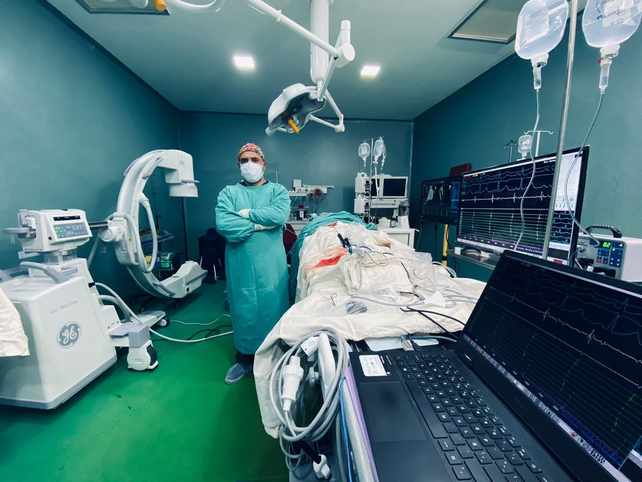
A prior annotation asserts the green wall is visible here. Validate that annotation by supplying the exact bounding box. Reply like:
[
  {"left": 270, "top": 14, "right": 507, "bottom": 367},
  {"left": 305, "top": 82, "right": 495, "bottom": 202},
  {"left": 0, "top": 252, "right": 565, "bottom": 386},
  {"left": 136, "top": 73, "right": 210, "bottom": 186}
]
[
  {"left": 178, "top": 112, "right": 413, "bottom": 260},
  {"left": 0, "top": 0, "right": 182, "bottom": 297},
  {"left": 411, "top": 20, "right": 642, "bottom": 281}
]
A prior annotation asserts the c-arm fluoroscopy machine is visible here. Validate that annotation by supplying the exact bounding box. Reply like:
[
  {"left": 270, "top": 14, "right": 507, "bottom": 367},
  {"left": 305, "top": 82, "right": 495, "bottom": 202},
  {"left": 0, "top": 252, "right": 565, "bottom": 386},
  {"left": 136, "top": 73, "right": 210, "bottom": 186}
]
[
  {"left": 98, "top": 149, "right": 206, "bottom": 300},
  {"left": 0, "top": 209, "right": 163, "bottom": 409},
  {"left": 0, "top": 150, "right": 205, "bottom": 409}
]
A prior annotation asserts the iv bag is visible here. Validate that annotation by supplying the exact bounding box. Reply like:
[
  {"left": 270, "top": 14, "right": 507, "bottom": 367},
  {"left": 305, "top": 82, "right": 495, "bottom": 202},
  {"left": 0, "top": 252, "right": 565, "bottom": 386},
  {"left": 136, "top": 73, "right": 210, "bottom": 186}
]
[
  {"left": 358, "top": 142, "right": 370, "bottom": 161},
  {"left": 515, "top": 0, "right": 569, "bottom": 62},
  {"left": 373, "top": 138, "right": 385, "bottom": 162},
  {"left": 583, "top": 0, "right": 642, "bottom": 48}
]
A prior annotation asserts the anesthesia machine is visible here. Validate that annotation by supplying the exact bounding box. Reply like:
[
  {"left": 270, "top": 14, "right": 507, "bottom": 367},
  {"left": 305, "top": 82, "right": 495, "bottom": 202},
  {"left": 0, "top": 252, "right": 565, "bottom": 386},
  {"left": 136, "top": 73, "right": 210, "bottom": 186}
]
[{"left": 354, "top": 137, "right": 409, "bottom": 220}]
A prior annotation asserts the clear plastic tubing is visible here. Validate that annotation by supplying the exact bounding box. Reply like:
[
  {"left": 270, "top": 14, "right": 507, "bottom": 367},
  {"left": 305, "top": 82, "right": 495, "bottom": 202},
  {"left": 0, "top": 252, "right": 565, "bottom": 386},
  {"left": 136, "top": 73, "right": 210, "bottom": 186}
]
[{"left": 516, "top": 0, "right": 570, "bottom": 90}]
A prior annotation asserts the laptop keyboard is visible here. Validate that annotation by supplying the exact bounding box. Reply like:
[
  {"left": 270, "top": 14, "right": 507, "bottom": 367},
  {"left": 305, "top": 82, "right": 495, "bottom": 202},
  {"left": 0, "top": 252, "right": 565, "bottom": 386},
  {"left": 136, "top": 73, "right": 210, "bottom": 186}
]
[{"left": 393, "top": 353, "right": 553, "bottom": 482}]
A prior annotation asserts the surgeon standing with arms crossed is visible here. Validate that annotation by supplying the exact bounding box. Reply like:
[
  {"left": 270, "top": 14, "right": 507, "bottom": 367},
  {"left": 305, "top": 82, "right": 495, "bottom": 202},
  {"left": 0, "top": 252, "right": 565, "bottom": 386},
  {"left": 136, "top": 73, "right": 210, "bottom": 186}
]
[{"left": 215, "top": 143, "right": 291, "bottom": 384}]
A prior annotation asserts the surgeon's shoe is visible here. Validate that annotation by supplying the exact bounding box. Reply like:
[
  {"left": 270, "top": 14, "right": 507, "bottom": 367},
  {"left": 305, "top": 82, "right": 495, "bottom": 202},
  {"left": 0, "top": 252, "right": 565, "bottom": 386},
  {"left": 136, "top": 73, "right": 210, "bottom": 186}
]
[{"left": 225, "top": 363, "right": 253, "bottom": 384}]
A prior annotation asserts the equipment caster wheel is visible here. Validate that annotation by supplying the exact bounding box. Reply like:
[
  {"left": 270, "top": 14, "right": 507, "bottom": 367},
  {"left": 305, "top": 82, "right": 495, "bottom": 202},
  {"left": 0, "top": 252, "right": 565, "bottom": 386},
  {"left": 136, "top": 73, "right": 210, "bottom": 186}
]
[
  {"left": 127, "top": 342, "right": 158, "bottom": 371},
  {"left": 157, "top": 318, "right": 170, "bottom": 328},
  {"left": 174, "top": 300, "right": 181, "bottom": 308}
]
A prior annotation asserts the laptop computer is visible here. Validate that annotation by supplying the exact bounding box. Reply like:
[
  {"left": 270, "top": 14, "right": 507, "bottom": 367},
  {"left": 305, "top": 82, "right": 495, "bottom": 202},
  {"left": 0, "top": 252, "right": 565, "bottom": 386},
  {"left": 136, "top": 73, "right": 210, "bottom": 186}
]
[{"left": 350, "top": 250, "right": 642, "bottom": 482}]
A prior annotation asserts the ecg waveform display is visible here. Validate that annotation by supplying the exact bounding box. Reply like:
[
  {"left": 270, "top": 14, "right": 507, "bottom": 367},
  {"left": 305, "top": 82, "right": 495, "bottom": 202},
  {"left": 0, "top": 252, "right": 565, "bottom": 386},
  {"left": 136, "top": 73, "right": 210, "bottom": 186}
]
[
  {"left": 467, "top": 257, "right": 642, "bottom": 477},
  {"left": 550, "top": 211, "right": 574, "bottom": 244},
  {"left": 457, "top": 150, "right": 586, "bottom": 264}
]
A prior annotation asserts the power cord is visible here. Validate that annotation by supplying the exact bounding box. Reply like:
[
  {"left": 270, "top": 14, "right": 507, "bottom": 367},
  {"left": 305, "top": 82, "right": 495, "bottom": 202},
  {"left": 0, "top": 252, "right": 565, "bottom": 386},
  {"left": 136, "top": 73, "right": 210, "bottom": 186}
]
[
  {"left": 151, "top": 325, "right": 232, "bottom": 343},
  {"left": 171, "top": 314, "right": 231, "bottom": 326},
  {"left": 400, "top": 307, "right": 459, "bottom": 341},
  {"left": 95, "top": 283, "right": 233, "bottom": 344}
]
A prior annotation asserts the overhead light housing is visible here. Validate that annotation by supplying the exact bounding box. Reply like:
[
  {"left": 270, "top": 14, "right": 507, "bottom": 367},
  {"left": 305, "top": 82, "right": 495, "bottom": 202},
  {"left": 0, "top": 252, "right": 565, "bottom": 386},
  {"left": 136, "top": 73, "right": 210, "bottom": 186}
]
[
  {"left": 75, "top": 0, "right": 169, "bottom": 14},
  {"left": 449, "top": 0, "right": 524, "bottom": 44},
  {"left": 233, "top": 55, "right": 255, "bottom": 70},
  {"left": 449, "top": 0, "right": 587, "bottom": 44},
  {"left": 360, "top": 65, "right": 381, "bottom": 77}
]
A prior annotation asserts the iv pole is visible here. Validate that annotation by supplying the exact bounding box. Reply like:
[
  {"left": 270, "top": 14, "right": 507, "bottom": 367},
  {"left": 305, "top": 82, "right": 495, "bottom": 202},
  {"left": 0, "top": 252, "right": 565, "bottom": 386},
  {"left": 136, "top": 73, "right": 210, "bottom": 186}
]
[{"left": 542, "top": 0, "right": 579, "bottom": 260}]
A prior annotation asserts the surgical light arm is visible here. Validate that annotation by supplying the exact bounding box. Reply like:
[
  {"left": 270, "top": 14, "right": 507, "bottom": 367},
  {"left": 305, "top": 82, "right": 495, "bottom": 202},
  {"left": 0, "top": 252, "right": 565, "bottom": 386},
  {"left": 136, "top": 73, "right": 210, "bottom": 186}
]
[
  {"left": 265, "top": 12, "right": 353, "bottom": 136},
  {"left": 164, "top": 0, "right": 355, "bottom": 135},
  {"left": 163, "top": 0, "right": 354, "bottom": 70}
]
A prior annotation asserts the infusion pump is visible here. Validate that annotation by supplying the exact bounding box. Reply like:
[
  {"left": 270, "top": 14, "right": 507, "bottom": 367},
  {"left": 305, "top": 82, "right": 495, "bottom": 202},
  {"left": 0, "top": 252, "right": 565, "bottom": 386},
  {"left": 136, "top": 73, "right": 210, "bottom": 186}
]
[{"left": 576, "top": 233, "right": 642, "bottom": 283}]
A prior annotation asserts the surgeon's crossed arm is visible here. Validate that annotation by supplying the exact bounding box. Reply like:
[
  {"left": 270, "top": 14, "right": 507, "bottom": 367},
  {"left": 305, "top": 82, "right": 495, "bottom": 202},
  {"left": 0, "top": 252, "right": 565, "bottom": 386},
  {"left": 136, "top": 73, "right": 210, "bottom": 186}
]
[
  {"left": 244, "top": 186, "right": 291, "bottom": 228},
  {"left": 215, "top": 188, "right": 256, "bottom": 243}
]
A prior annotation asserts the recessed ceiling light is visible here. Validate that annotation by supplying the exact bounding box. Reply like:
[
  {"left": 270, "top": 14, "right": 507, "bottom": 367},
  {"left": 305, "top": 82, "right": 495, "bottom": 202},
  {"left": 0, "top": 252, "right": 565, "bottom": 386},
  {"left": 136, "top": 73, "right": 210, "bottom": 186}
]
[
  {"left": 360, "top": 65, "right": 381, "bottom": 77},
  {"left": 233, "top": 55, "right": 255, "bottom": 70}
]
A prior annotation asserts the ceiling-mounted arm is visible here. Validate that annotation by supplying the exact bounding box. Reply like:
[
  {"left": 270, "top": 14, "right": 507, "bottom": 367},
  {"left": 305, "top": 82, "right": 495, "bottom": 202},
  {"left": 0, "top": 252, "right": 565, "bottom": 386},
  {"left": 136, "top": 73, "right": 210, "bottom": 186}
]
[
  {"left": 246, "top": 0, "right": 338, "bottom": 59},
  {"left": 308, "top": 90, "right": 344, "bottom": 133},
  {"left": 162, "top": 0, "right": 355, "bottom": 134},
  {"left": 317, "top": 20, "right": 351, "bottom": 101},
  {"left": 164, "top": 0, "right": 354, "bottom": 70}
]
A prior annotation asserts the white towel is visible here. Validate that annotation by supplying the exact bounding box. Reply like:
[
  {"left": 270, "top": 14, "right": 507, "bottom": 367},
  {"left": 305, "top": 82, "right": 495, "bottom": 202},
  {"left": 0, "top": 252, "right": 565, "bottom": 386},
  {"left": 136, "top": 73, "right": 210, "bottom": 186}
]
[{"left": 0, "top": 286, "right": 29, "bottom": 357}]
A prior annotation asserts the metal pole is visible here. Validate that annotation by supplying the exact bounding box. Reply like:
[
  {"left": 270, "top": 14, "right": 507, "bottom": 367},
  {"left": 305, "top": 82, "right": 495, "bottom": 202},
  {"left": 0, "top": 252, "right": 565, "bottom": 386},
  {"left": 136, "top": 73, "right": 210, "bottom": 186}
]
[
  {"left": 542, "top": 0, "right": 579, "bottom": 260},
  {"left": 368, "top": 139, "right": 374, "bottom": 222},
  {"left": 246, "top": 0, "right": 339, "bottom": 58}
]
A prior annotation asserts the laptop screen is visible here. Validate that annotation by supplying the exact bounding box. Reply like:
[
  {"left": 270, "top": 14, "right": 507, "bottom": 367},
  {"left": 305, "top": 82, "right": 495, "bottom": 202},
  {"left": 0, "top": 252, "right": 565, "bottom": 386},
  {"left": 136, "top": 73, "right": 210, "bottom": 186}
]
[{"left": 461, "top": 252, "right": 642, "bottom": 482}]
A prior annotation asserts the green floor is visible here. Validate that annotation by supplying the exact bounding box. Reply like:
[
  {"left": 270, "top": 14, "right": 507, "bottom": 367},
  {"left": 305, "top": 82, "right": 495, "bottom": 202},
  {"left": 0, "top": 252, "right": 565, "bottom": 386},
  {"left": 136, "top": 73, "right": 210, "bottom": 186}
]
[{"left": 0, "top": 282, "right": 288, "bottom": 482}]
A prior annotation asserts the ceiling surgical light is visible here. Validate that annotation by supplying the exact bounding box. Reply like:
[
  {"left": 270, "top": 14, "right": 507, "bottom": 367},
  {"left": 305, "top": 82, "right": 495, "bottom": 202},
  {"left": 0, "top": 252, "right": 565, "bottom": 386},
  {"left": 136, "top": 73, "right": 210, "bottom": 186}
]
[
  {"left": 164, "top": 0, "right": 355, "bottom": 135},
  {"left": 159, "top": 0, "right": 224, "bottom": 12},
  {"left": 267, "top": 84, "right": 325, "bottom": 135}
]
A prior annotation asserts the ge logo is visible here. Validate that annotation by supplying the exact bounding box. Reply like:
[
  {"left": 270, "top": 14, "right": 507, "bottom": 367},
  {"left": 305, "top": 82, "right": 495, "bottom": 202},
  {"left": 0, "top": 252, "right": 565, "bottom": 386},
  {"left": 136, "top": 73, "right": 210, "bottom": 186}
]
[{"left": 58, "top": 322, "right": 81, "bottom": 348}]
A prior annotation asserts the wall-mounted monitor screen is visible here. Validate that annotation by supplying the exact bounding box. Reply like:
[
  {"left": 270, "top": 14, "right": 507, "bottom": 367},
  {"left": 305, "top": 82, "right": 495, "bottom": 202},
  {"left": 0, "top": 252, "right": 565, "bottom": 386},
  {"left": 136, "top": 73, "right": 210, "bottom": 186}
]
[{"left": 420, "top": 176, "right": 461, "bottom": 225}]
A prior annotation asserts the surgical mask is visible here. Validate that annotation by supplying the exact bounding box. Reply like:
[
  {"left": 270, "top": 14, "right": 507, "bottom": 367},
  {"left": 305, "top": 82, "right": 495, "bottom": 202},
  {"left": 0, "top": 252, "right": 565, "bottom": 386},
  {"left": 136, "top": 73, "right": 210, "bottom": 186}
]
[{"left": 240, "top": 162, "right": 264, "bottom": 183}]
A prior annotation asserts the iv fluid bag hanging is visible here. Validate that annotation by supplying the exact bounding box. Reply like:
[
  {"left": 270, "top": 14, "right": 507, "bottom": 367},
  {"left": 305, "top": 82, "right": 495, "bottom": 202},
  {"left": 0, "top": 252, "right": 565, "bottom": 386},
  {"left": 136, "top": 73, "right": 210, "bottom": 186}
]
[
  {"left": 373, "top": 138, "right": 385, "bottom": 162},
  {"left": 583, "top": 0, "right": 642, "bottom": 48},
  {"left": 358, "top": 142, "right": 370, "bottom": 161},
  {"left": 516, "top": 0, "right": 569, "bottom": 61}
]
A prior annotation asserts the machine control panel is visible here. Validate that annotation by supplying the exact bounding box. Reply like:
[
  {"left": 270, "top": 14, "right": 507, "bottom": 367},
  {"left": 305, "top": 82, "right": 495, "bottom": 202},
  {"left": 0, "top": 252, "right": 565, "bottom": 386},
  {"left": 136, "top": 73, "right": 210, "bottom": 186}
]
[
  {"left": 4, "top": 209, "right": 92, "bottom": 253},
  {"left": 577, "top": 234, "right": 642, "bottom": 283},
  {"left": 593, "top": 240, "right": 624, "bottom": 269},
  {"left": 53, "top": 221, "right": 89, "bottom": 240}
]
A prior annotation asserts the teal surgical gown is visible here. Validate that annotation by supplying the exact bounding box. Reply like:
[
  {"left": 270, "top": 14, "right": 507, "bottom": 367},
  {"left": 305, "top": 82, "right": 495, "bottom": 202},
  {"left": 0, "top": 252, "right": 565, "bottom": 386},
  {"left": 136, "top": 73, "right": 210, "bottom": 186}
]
[{"left": 215, "top": 181, "right": 291, "bottom": 355}]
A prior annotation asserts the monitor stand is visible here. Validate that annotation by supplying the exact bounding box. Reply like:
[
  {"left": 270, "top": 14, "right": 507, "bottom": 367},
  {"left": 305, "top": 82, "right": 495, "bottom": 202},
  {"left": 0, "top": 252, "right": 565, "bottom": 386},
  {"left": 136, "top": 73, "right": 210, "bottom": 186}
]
[{"left": 449, "top": 248, "right": 500, "bottom": 271}]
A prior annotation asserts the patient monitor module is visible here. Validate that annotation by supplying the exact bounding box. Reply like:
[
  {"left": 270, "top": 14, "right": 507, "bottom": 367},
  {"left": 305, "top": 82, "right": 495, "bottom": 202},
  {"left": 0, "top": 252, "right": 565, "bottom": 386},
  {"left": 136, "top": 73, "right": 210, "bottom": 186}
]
[{"left": 576, "top": 231, "right": 642, "bottom": 282}]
